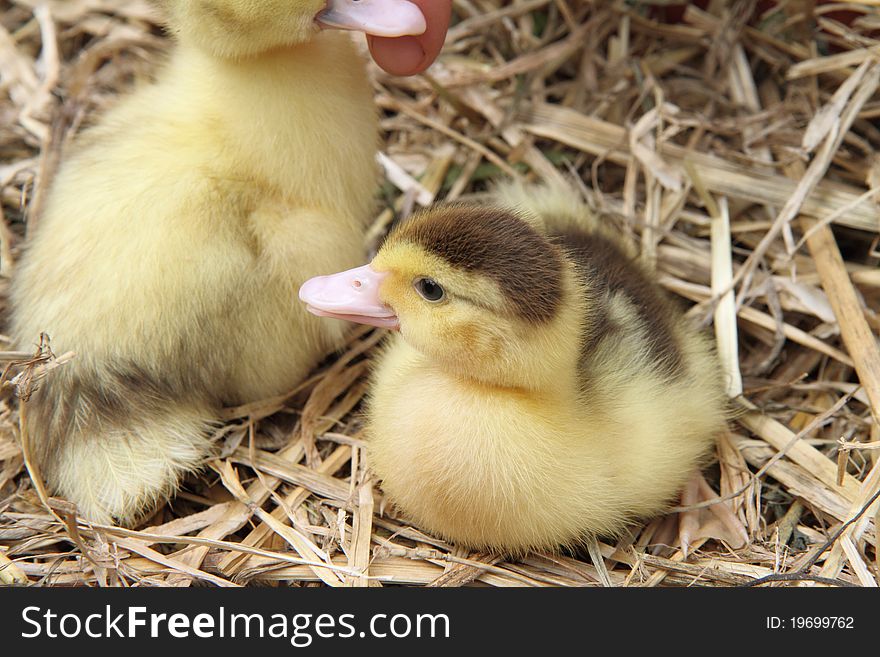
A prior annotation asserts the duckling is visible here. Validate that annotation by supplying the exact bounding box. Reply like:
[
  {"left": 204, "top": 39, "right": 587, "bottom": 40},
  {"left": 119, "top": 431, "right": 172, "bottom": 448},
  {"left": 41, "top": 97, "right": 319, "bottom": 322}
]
[
  {"left": 299, "top": 184, "right": 728, "bottom": 553},
  {"left": 11, "top": 0, "right": 428, "bottom": 525}
]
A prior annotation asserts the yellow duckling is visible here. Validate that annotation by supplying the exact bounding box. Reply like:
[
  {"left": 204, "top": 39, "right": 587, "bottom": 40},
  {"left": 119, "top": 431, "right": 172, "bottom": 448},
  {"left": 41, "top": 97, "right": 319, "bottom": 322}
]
[
  {"left": 300, "top": 184, "right": 728, "bottom": 553},
  {"left": 11, "top": 0, "right": 427, "bottom": 525}
]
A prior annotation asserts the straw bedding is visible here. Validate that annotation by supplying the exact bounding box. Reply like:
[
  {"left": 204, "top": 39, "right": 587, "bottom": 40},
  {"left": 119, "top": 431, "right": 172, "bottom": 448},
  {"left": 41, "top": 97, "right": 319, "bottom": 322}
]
[{"left": 1, "top": 0, "right": 878, "bottom": 587}]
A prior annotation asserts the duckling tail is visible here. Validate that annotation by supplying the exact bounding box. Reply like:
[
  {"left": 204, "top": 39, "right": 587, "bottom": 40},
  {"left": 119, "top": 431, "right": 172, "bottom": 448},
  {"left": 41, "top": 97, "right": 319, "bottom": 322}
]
[
  {"left": 491, "top": 179, "right": 597, "bottom": 235},
  {"left": 492, "top": 179, "right": 640, "bottom": 257},
  {"left": 21, "top": 362, "right": 215, "bottom": 526}
]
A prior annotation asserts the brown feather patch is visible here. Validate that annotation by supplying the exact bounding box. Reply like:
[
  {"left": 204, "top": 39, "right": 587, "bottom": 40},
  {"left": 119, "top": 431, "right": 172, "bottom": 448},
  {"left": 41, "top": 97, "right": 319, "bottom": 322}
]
[
  {"left": 391, "top": 205, "right": 564, "bottom": 324},
  {"left": 554, "top": 227, "right": 684, "bottom": 376}
]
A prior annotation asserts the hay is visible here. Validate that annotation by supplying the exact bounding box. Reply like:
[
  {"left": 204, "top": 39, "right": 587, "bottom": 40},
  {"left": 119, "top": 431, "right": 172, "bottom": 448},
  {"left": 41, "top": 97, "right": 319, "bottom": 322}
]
[{"left": 1, "top": 0, "right": 879, "bottom": 587}]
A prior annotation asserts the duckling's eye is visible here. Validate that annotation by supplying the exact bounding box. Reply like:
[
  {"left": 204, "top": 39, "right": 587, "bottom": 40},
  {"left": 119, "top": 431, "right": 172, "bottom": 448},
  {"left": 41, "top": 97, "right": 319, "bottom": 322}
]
[{"left": 414, "top": 277, "right": 445, "bottom": 302}]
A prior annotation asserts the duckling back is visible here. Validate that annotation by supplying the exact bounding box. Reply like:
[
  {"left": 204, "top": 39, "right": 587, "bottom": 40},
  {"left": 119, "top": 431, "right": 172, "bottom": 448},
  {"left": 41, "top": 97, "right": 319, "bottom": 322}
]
[{"left": 493, "top": 182, "right": 727, "bottom": 527}]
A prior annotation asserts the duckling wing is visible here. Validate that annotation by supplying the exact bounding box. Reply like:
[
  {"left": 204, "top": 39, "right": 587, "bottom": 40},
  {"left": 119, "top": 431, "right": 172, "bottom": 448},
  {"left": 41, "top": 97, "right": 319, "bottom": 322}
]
[{"left": 559, "top": 228, "right": 687, "bottom": 379}]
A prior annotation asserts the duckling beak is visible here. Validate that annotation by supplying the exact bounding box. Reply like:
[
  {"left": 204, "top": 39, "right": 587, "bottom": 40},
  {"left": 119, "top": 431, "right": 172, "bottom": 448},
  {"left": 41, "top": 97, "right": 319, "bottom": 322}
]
[
  {"left": 299, "top": 265, "right": 400, "bottom": 330},
  {"left": 317, "top": 0, "right": 427, "bottom": 38}
]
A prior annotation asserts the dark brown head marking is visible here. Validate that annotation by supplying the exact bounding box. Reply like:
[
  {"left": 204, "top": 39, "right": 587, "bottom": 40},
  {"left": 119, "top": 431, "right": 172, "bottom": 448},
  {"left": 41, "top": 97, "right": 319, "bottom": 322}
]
[
  {"left": 389, "top": 205, "right": 563, "bottom": 323},
  {"left": 554, "top": 228, "right": 684, "bottom": 377}
]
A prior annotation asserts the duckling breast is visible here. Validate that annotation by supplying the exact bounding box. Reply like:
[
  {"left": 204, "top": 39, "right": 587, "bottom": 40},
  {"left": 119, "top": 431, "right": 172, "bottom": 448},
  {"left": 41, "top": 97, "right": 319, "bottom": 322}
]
[{"left": 366, "top": 340, "right": 632, "bottom": 552}]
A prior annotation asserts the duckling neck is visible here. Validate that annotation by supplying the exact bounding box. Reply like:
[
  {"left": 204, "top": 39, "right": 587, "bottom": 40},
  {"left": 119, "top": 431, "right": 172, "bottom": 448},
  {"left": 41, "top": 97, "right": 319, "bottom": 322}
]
[
  {"left": 456, "top": 356, "right": 581, "bottom": 402},
  {"left": 443, "top": 273, "right": 588, "bottom": 398},
  {"left": 160, "top": 32, "right": 376, "bottom": 198}
]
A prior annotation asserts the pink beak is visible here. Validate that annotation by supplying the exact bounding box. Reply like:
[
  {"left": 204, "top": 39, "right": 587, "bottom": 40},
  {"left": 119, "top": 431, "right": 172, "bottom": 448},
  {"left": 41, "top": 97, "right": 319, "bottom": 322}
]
[
  {"left": 299, "top": 264, "right": 400, "bottom": 330},
  {"left": 317, "top": 0, "right": 427, "bottom": 38}
]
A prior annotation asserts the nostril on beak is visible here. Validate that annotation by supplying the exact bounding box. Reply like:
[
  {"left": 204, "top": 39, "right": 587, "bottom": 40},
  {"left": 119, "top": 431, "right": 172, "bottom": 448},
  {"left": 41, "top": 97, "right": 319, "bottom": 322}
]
[{"left": 353, "top": 279, "right": 363, "bottom": 289}]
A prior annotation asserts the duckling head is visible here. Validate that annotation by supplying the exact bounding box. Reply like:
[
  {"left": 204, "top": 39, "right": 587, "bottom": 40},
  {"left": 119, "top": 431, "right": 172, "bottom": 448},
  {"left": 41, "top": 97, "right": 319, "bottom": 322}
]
[
  {"left": 300, "top": 206, "right": 585, "bottom": 391},
  {"left": 159, "top": 0, "right": 426, "bottom": 59}
]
